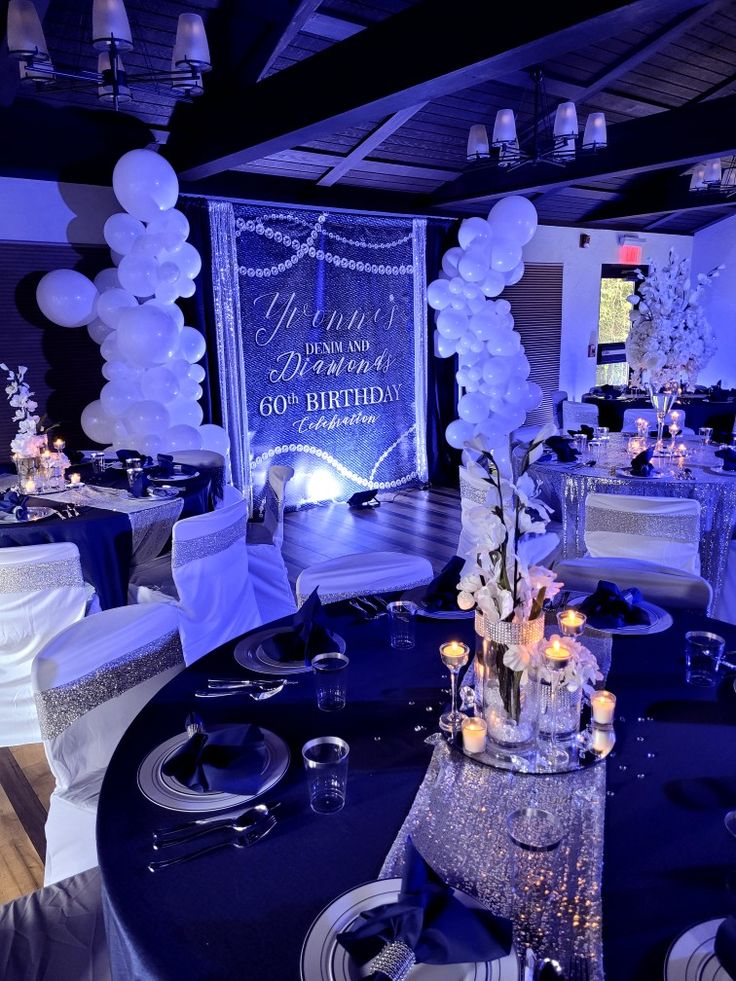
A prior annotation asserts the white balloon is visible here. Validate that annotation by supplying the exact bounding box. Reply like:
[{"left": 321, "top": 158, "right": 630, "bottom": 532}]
[
  {"left": 102, "top": 360, "right": 139, "bottom": 384},
  {"left": 458, "top": 216, "right": 492, "bottom": 251},
  {"left": 427, "top": 279, "right": 452, "bottom": 310},
  {"left": 177, "top": 376, "right": 200, "bottom": 400},
  {"left": 441, "top": 247, "right": 463, "bottom": 278},
  {"left": 480, "top": 271, "right": 505, "bottom": 297},
  {"left": 100, "top": 380, "right": 140, "bottom": 418},
  {"left": 436, "top": 334, "right": 458, "bottom": 359},
  {"left": 169, "top": 358, "right": 192, "bottom": 380},
  {"left": 488, "top": 195, "right": 538, "bottom": 246},
  {"left": 167, "top": 398, "right": 204, "bottom": 428},
  {"left": 177, "top": 278, "right": 197, "bottom": 299},
  {"left": 504, "top": 376, "right": 529, "bottom": 405},
  {"left": 178, "top": 325, "right": 206, "bottom": 364},
  {"left": 100, "top": 331, "right": 123, "bottom": 362},
  {"left": 525, "top": 381, "right": 543, "bottom": 410},
  {"left": 436, "top": 309, "right": 467, "bottom": 340},
  {"left": 117, "top": 253, "right": 159, "bottom": 298},
  {"left": 138, "top": 432, "right": 164, "bottom": 456},
  {"left": 145, "top": 298, "right": 184, "bottom": 331},
  {"left": 110, "top": 250, "right": 124, "bottom": 267},
  {"left": 467, "top": 295, "right": 487, "bottom": 314},
  {"left": 495, "top": 299, "right": 512, "bottom": 316},
  {"left": 141, "top": 366, "right": 180, "bottom": 403},
  {"left": 445, "top": 419, "right": 474, "bottom": 449},
  {"left": 482, "top": 356, "right": 513, "bottom": 386},
  {"left": 187, "top": 364, "right": 206, "bottom": 384},
  {"left": 172, "top": 242, "right": 201, "bottom": 280},
  {"left": 490, "top": 238, "right": 522, "bottom": 273},
  {"left": 505, "top": 261, "right": 525, "bottom": 287},
  {"left": 458, "top": 392, "right": 489, "bottom": 424},
  {"left": 87, "top": 318, "right": 113, "bottom": 344},
  {"left": 131, "top": 232, "right": 167, "bottom": 259},
  {"left": 96, "top": 287, "right": 138, "bottom": 328},
  {"left": 198, "top": 424, "right": 230, "bottom": 455},
  {"left": 448, "top": 276, "right": 465, "bottom": 296},
  {"left": 158, "top": 261, "right": 180, "bottom": 284},
  {"left": 160, "top": 424, "right": 203, "bottom": 452},
  {"left": 124, "top": 400, "right": 170, "bottom": 435},
  {"left": 155, "top": 281, "right": 180, "bottom": 304},
  {"left": 103, "top": 213, "right": 145, "bottom": 256},
  {"left": 486, "top": 329, "right": 521, "bottom": 357},
  {"left": 81, "top": 400, "right": 115, "bottom": 444},
  {"left": 94, "top": 267, "right": 121, "bottom": 292},
  {"left": 36, "top": 269, "right": 99, "bottom": 328},
  {"left": 112, "top": 149, "right": 179, "bottom": 222},
  {"left": 147, "top": 208, "right": 189, "bottom": 242},
  {"left": 458, "top": 250, "right": 487, "bottom": 283},
  {"left": 117, "top": 305, "right": 179, "bottom": 366}
]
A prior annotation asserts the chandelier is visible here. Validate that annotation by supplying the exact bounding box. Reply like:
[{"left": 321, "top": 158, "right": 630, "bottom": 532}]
[
  {"left": 689, "top": 157, "right": 736, "bottom": 195},
  {"left": 466, "top": 68, "right": 607, "bottom": 170},
  {"left": 6, "top": 0, "right": 212, "bottom": 112}
]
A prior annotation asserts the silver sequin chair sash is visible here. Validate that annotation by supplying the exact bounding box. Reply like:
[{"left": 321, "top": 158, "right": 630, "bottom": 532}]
[
  {"left": 0, "top": 554, "right": 84, "bottom": 593},
  {"left": 172, "top": 513, "right": 248, "bottom": 569},
  {"left": 585, "top": 502, "right": 700, "bottom": 543},
  {"left": 35, "top": 629, "right": 183, "bottom": 740}
]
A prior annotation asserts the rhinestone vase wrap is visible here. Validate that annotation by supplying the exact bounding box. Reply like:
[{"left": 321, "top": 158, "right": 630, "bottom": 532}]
[
  {"left": 369, "top": 940, "right": 416, "bottom": 980},
  {"left": 475, "top": 613, "right": 545, "bottom": 753}
]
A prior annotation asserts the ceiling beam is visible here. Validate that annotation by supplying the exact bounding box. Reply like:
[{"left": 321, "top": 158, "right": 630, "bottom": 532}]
[
  {"left": 431, "top": 91, "right": 736, "bottom": 207},
  {"left": 500, "top": 69, "right": 667, "bottom": 115},
  {"left": 581, "top": 172, "right": 736, "bottom": 223},
  {"left": 168, "top": 0, "right": 708, "bottom": 181},
  {"left": 317, "top": 104, "right": 426, "bottom": 186},
  {"left": 235, "top": 147, "right": 459, "bottom": 182},
  {"left": 257, "top": 0, "right": 323, "bottom": 81},
  {"left": 302, "top": 12, "right": 365, "bottom": 41}
]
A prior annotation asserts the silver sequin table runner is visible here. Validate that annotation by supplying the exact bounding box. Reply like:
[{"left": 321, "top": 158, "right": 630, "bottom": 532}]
[{"left": 380, "top": 740, "right": 606, "bottom": 978}]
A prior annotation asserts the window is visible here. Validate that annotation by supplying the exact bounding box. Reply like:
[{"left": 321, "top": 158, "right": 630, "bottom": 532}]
[{"left": 595, "top": 264, "right": 648, "bottom": 386}]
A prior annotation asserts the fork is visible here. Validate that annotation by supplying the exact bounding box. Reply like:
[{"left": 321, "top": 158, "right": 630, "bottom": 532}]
[{"left": 147, "top": 815, "right": 277, "bottom": 872}]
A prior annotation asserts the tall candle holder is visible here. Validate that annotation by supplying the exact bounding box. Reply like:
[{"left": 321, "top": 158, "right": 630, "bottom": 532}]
[
  {"left": 539, "top": 639, "right": 570, "bottom": 768},
  {"left": 439, "top": 641, "right": 469, "bottom": 732}
]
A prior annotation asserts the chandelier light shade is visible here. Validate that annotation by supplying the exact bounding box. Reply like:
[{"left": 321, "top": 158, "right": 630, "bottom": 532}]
[
  {"left": 5, "top": 0, "right": 212, "bottom": 110},
  {"left": 466, "top": 124, "right": 490, "bottom": 161},
  {"left": 492, "top": 109, "right": 517, "bottom": 147},
  {"left": 553, "top": 101, "right": 578, "bottom": 138},
  {"left": 172, "top": 13, "right": 211, "bottom": 70},
  {"left": 91, "top": 0, "right": 133, "bottom": 51},
  {"left": 582, "top": 111, "right": 607, "bottom": 151},
  {"left": 689, "top": 163, "right": 706, "bottom": 191},
  {"left": 703, "top": 157, "right": 722, "bottom": 185},
  {"left": 689, "top": 157, "right": 736, "bottom": 196},
  {"left": 7, "top": 0, "right": 49, "bottom": 61}
]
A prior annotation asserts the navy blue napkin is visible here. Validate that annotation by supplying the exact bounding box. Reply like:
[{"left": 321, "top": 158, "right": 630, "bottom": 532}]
[
  {"left": 337, "top": 839, "right": 512, "bottom": 976},
  {"left": 630, "top": 447, "right": 655, "bottom": 477},
  {"left": 545, "top": 436, "right": 579, "bottom": 463},
  {"left": 715, "top": 916, "right": 736, "bottom": 978},
  {"left": 716, "top": 447, "right": 736, "bottom": 472},
  {"left": 423, "top": 555, "right": 465, "bottom": 612},
  {"left": 0, "top": 490, "right": 28, "bottom": 521},
  {"left": 567, "top": 426, "right": 594, "bottom": 441},
  {"left": 261, "top": 589, "right": 340, "bottom": 665},
  {"left": 162, "top": 722, "right": 267, "bottom": 794},
  {"left": 577, "top": 580, "right": 651, "bottom": 629},
  {"left": 156, "top": 454, "right": 175, "bottom": 477},
  {"left": 116, "top": 449, "right": 152, "bottom": 467}
]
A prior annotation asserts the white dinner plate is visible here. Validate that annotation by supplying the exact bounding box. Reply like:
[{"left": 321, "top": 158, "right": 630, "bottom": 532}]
[
  {"left": 570, "top": 595, "right": 673, "bottom": 635},
  {"left": 2, "top": 505, "right": 57, "bottom": 524},
  {"left": 664, "top": 918, "right": 728, "bottom": 980},
  {"left": 137, "top": 727, "right": 289, "bottom": 812},
  {"left": 615, "top": 467, "right": 665, "bottom": 480},
  {"left": 402, "top": 585, "right": 474, "bottom": 620},
  {"left": 149, "top": 469, "right": 199, "bottom": 483},
  {"left": 234, "top": 624, "right": 346, "bottom": 676},
  {"left": 300, "top": 877, "right": 518, "bottom": 981}
]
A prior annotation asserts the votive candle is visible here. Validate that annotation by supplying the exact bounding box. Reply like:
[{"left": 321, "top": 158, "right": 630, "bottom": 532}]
[
  {"left": 461, "top": 716, "right": 487, "bottom": 754},
  {"left": 23, "top": 477, "right": 36, "bottom": 494},
  {"left": 53, "top": 438, "right": 65, "bottom": 453},
  {"left": 544, "top": 637, "right": 571, "bottom": 666},
  {"left": 557, "top": 609, "right": 587, "bottom": 637},
  {"left": 70, "top": 472, "right": 82, "bottom": 486},
  {"left": 636, "top": 417, "right": 648, "bottom": 436},
  {"left": 591, "top": 690, "right": 616, "bottom": 725},
  {"left": 440, "top": 641, "right": 469, "bottom": 667}
]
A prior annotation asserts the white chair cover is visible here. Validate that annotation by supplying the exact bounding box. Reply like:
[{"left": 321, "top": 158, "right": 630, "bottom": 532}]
[
  {"left": 0, "top": 542, "right": 92, "bottom": 747},
  {"left": 555, "top": 557, "right": 712, "bottom": 613},
  {"left": 715, "top": 541, "right": 736, "bottom": 624},
  {"left": 248, "top": 544, "right": 297, "bottom": 623},
  {"left": 130, "top": 495, "right": 260, "bottom": 664},
  {"left": 551, "top": 390, "right": 568, "bottom": 428},
  {"left": 0, "top": 866, "right": 110, "bottom": 980},
  {"left": 296, "top": 551, "right": 433, "bottom": 606},
  {"left": 561, "top": 401, "right": 598, "bottom": 432},
  {"left": 248, "top": 466, "right": 294, "bottom": 548},
  {"left": 584, "top": 492, "right": 701, "bottom": 575},
  {"left": 32, "top": 604, "right": 184, "bottom": 884},
  {"left": 621, "top": 408, "right": 694, "bottom": 434}
]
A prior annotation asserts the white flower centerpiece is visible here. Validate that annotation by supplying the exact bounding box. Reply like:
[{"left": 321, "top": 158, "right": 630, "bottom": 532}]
[
  {"left": 2, "top": 364, "right": 65, "bottom": 486},
  {"left": 625, "top": 249, "right": 721, "bottom": 390}
]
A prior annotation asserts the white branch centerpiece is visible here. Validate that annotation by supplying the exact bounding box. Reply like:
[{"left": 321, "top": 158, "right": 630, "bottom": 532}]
[
  {"left": 625, "top": 249, "right": 721, "bottom": 390},
  {"left": 0, "top": 364, "right": 64, "bottom": 484},
  {"left": 457, "top": 426, "right": 565, "bottom": 752}
]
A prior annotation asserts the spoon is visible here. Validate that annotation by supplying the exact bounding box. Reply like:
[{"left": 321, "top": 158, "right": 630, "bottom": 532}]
[
  {"left": 148, "top": 815, "right": 277, "bottom": 871},
  {"left": 153, "top": 802, "right": 278, "bottom": 847},
  {"left": 194, "top": 683, "right": 285, "bottom": 700}
]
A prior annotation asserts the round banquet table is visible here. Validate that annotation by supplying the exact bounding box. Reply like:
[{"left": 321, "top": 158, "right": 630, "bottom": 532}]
[
  {"left": 531, "top": 443, "right": 736, "bottom": 610},
  {"left": 582, "top": 395, "right": 736, "bottom": 437},
  {"left": 0, "top": 465, "right": 211, "bottom": 609},
  {"left": 97, "top": 603, "right": 736, "bottom": 981}
]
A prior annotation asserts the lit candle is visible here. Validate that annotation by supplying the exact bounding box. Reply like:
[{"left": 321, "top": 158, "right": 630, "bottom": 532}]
[
  {"left": 544, "top": 638, "right": 570, "bottom": 665},
  {"left": 590, "top": 690, "right": 616, "bottom": 725},
  {"left": 23, "top": 477, "right": 36, "bottom": 494},
  {"left": 557, "top": 609, "right": 587, "bottom": 637},
  {"left": 635, "top": 417, "right": 648, "bottom": 435},
  {"left": 590, "top": 726, "right": 615, "bottom": 754},
  {"left": 461, "top": 716, "right": 487, "bottom": 754},
  {"left": 53, "top": 438, "right": 65, "bottom": 453},
  {"left": 69, "top": 472, "right": 82, "bottom": 486},
  {"left": 439, "top": 641, "right": 470, "bottom": 667}
]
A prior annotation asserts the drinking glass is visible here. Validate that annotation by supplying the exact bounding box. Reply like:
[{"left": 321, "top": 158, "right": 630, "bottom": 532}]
[
  {"left": 593, "top": 426, "right": 609, "bottom": 442},
  {"left": 312, "top": 652, "right": 349, "bottom": 711},
  {"left": 387, "top": 601, "right": 418, "bottom": 650},
  {"left": 571, "top": 434, "right": 587, "bottom": 458},
  {"left": 126, "top": 467, "right": 140, "bottom": 489},
  {"left": 684, "top": 631, "right": 725, "bottom": 687},
  {"left": 699, "top": 427, "right": 713, "bottom": 446},
  {"left": 302, "top": 737, "right": 349, "bottom": 814},
  {"left": 90, "top": 451, "right": 104, "bottom": 474},
  {"left": 439, "top": 641, "right": 469, "bottom": 732}
]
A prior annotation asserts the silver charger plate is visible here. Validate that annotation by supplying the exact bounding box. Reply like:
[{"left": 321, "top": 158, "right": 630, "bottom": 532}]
[
  {"left": 234, "top": 624, "right": 346, "bottom": 676},
  {"left": 300, "top": 877, "right": 518, "bottom": 981},
  {"left": 149, "top": 470, "right": 199, "bottom": 483},
  {"left": 664, "top": 918, "right": 728, "bottom": 980},
  {"left": 402, "top": 585, "right": 474, "bottom": 620},
  {"left": 615, "top": 467, "right": 665, "bottom": 480},
  {"left": 2, "top": 505, "right": 57, "bottom": 523},
  {"left": 569, "top": 595, "right": 673, "bottom": 636},
  {"left": 137, "top": 727, "right": 289, "bottom": 812}
]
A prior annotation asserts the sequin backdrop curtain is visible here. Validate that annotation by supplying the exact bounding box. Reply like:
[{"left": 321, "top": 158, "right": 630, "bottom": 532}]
[{"left": 207, "top": 202, "right": 429, "bottom": 507}]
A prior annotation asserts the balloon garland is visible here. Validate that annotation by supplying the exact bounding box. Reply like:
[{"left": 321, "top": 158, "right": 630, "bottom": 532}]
[
  {"left": 428, "top": 196, "right": 542, "bottom": 475},
  {"left": 35, "top": 148, "right": 230, "bottom": 459}
]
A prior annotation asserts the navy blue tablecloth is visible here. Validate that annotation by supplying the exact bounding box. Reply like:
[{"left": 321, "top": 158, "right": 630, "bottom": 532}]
[
  {"left": 97, "top": 607, "right": 736, "bottom": 979},
  {"left": 582, "top": 395, "right": 736, "bottom": 438}
]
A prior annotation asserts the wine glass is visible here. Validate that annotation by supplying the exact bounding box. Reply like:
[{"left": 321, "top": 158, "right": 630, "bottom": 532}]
[{"left": 439, "top": 642, "right": 469, "bottom": 732}]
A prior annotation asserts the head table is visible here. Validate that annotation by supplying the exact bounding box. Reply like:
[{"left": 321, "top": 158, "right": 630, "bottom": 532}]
[
  {"left": 581, "top": 394, "right": 736, "bottom": 438},
  {"left": 97, "top": 601, "right": 736, "bottom": 980}
]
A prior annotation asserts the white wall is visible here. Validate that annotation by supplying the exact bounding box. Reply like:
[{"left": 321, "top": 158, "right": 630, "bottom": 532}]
[
  {"left": 522, "top": 225, "right": 693, "bottom": 400},
  {"left": 691, "top": 213, "right": 736, "bottom": 388},
  {"left": 0, "top": 177, "right": 117, "bottom": 245}
]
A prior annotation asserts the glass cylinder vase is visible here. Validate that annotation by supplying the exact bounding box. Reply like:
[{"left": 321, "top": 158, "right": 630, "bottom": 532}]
[
  {"left": 14, "top": 455, "right": 43, "bottom": 486},
  {"left": 474, "top": 613, "right": 544, "bottom": 755}
]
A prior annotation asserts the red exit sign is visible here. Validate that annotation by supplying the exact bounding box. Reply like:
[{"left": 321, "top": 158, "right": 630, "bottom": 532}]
[{"left": 619, "top": 244, "right": 643, "bottom": 264}]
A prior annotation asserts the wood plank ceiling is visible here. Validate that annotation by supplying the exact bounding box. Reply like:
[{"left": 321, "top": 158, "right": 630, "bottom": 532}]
[{"left": 2, "top": 0, "right": 736, "bottom": 232}]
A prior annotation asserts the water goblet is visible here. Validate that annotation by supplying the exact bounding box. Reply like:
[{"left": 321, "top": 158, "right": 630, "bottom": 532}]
[
  {"left": 571, "top": 434, "right": 587, "bottom": 459},
  {"left": 438, "top": 641, "right": 469, "bottom": 732},
  {"left": 699, "top": 427, "right": 713, "bottom": 446}
]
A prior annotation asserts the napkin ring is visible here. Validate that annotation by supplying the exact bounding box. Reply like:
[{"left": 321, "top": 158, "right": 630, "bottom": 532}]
[{"left": 369, "top": 940, "right": 416, "bottom": 981}]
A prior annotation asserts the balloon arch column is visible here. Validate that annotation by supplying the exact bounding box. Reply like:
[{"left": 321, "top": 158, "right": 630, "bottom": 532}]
[
  {"left": 35, "top": 149, "right": 229, "bottom": 459},
  {"left": 427, "top": 196, "right": 542, "bottom": 474}
]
